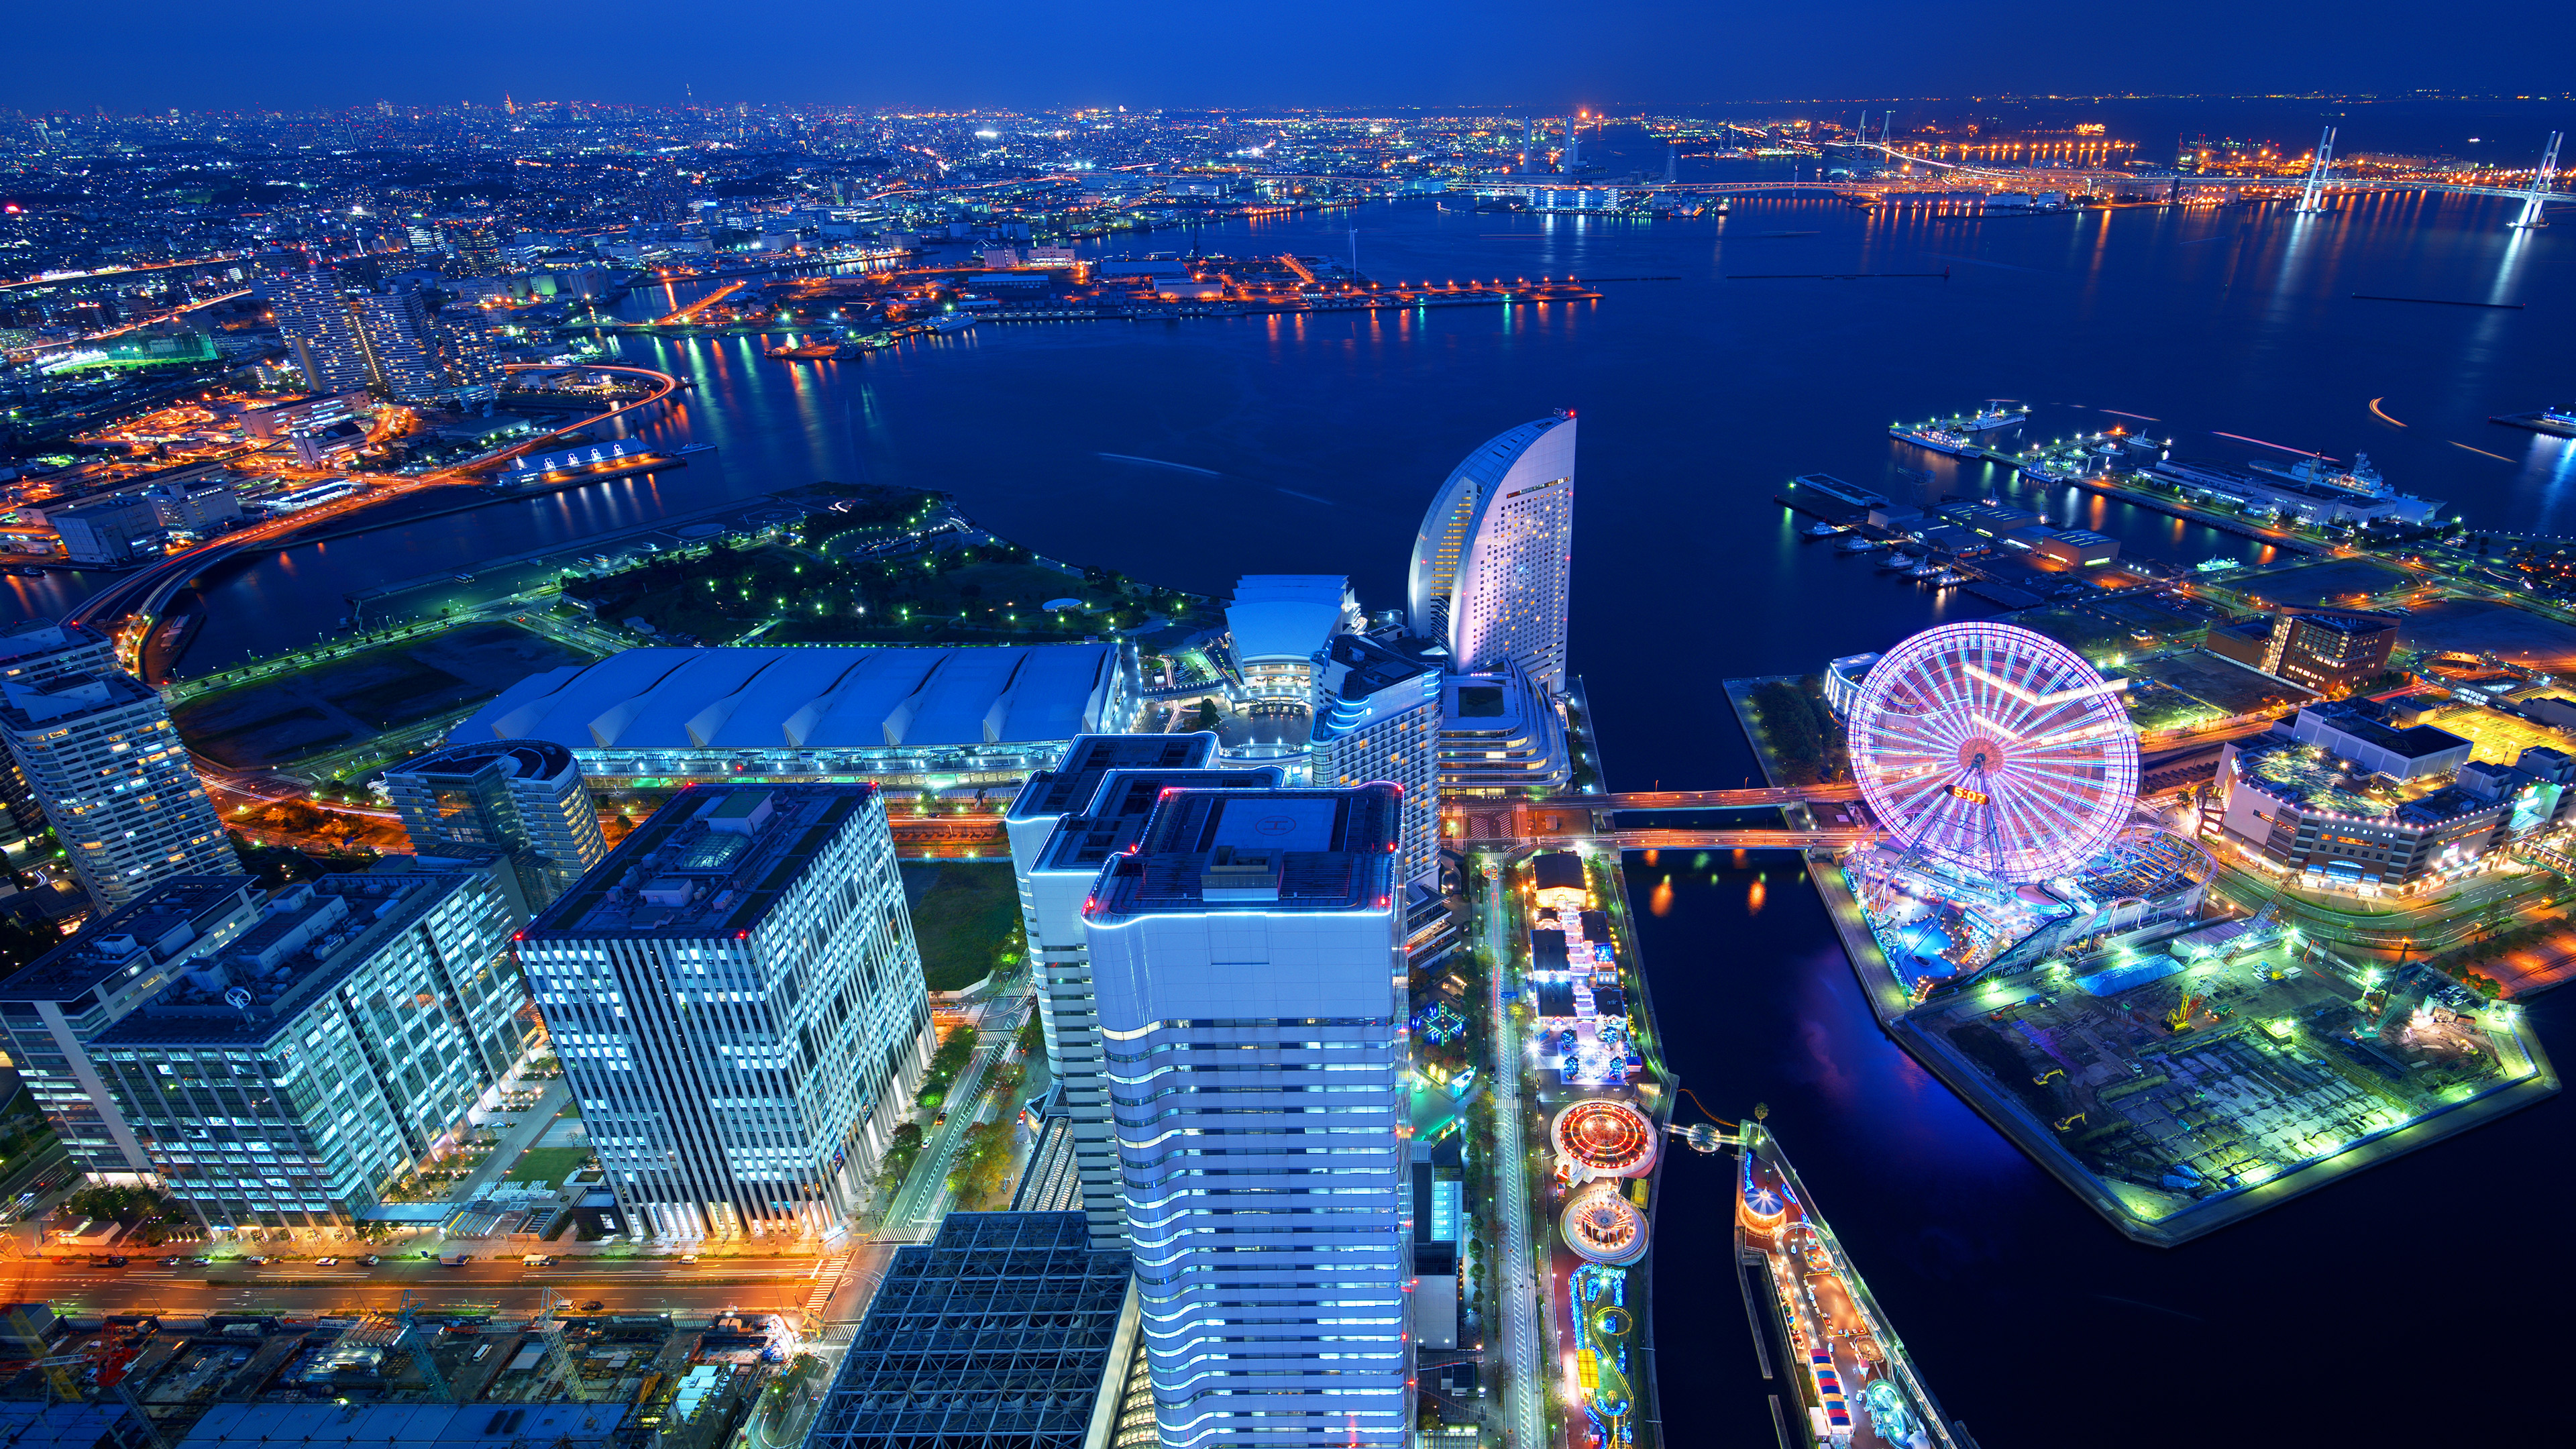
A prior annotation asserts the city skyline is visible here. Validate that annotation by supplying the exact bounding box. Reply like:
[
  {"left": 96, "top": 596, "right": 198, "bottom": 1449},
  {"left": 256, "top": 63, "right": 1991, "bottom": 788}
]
[
  {"left": 9, "top": 3, "right": 2571, "bottom": 114},
  {"left": 0, "top": 64, "right": 2573, "bottom": 1449}
]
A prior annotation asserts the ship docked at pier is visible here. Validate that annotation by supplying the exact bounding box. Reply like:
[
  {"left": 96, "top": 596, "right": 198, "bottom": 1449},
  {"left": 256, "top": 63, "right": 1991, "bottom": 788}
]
[
  {"left": 1890, "top": 402, "right": 2027, "bottom": 456},
  {"left": 1733, "top": 1119, "right": 1973, "bottom": 1449}
]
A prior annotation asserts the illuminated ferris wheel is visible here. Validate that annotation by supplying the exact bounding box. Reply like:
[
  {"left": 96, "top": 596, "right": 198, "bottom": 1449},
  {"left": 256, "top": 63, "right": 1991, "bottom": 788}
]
[{"left": 1847, "top": 622, "right": 2139, "bottom": 883}]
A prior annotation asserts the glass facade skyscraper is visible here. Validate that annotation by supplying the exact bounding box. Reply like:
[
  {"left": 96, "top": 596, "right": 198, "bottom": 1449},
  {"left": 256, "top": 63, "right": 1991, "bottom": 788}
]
[
  {"left": 1005, "top": 733, "right": 1278, "bottom": 1247},
  {"left": 1083, "top": 784, "right": 1411, "bottom": 1448},
  {"left": 519, "top": 784, "right": 931, "bottom": 1240}
]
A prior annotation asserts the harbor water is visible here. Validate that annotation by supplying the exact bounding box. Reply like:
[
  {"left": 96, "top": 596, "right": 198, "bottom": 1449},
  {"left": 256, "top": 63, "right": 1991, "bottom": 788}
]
[{"left": 8, "top": 118, "right": 2575, "bottom": 1444}]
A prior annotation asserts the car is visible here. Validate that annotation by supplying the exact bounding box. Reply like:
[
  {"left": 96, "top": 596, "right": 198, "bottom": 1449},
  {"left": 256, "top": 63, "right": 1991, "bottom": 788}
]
[
  {"left": 189, "top": 1256, "right": 211, "bottom": 1265},
  {"left": 103, "top": 1255, "right": 129, "bottom": 1267},
  {"left": 679, "top": 1254, "right": 698, "bottom": 1264},
  {"left": 581, "top": 1300, "right": 604, "bottom": 1312},
  {"left": 356, "top": 1254, "right": 380, "bottom": 1267},
  {"left": 243, "top": 1255, "right": 270, "bottom": 1265},
  {"left": 161, "top": 1257, "right": 182, "bottom": 1267},
  {"left": 314, "top": 1256, "right": 339, "bottom": 1266},
  {"left": 932, "top": 1110, "right": 948, "bottom": 1127}
]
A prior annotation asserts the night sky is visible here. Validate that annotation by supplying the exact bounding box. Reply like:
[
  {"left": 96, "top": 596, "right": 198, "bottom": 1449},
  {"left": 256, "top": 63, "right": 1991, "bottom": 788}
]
[{"left": 15, "top": 0, "right": 2566, "bottom": 113}]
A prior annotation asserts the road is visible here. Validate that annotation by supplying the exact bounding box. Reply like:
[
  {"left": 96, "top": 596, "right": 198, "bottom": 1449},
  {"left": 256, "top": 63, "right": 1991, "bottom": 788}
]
[
  {"left": 878, "top": 988, "right": 1035, "bottom": 1240},
  {"left": 1479, "top": 855, "right": 1541, "bottom": 1449},
  {"left": 0, "top": 1252, "right": 859, "bottom": 1322}
]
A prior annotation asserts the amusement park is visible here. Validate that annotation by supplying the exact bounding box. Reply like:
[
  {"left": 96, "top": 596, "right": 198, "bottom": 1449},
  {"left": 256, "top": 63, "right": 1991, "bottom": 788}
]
[{"left": 1809, "top": 621, "right": 2561, "bottom": 1244}]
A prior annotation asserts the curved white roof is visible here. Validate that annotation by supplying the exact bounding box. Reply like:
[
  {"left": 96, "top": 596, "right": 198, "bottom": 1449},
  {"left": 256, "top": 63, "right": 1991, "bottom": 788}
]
[
  {"left": 1226, "top": 575, "right": 1354, "bottom": 665},
  {"left": 460, "top": 644, "right": 1125, "bottom": 752}
]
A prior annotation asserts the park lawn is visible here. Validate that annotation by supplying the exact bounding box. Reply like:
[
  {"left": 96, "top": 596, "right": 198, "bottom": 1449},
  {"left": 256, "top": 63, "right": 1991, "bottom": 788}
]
[
  {"left": 502, "top": 1146, "right": 592, "bottom": 1183},
  {"left": 910, "top": 863, "right": 1023, "bottom": 991}
]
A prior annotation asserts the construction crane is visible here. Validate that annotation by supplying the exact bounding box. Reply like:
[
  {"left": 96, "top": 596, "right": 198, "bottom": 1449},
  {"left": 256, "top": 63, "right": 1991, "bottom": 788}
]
[{"left": 2167, "top": 993, "right": 2204, "bottom": 1032}]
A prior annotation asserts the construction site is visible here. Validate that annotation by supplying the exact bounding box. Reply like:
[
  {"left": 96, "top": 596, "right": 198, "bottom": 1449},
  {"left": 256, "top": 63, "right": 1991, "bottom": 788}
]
[
  {"left": 1896, "top": 922, "right": 2557, "bottom": 1238},
  {"left": 0, "top": 1299, "right": 801, "bottom": 1449}
]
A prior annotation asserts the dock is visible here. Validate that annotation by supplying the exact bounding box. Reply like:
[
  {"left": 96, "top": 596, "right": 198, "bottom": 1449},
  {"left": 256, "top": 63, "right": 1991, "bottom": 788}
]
[
  {"left": 1724, "top": 682, "right": 2563, "bottom": 1248},
  {"left": 1733, "top": 1121, "right": 1972, "bottom": 1449}
]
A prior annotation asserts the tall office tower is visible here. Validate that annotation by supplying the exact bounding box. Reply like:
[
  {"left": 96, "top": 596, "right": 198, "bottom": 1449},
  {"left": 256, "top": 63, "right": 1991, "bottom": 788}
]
[
  {"left": 1003, "top": 733, "right": 1277, "bottom": 1245},
  {"left": 437, "top": 306, "right": 506, "bottom": 392},
  {"left": 384, "top": 740, "right": 606, "bottom": 912},
  {"left": 0, "top": 668, "right": 233, "bottom": 912},
  {"left": 1084, "top": 785, "right": 1412, "bottom": 1448},
  {"left": 85, "top": 871, "right": 526, "bottom": 1231},
  {"left": 348, "top": 287, "right": 444, "bottom": 402},
  {"left": 519, "top": 786, "right": 932, "bottom": 1240},
  {"left": 440, "top": 219, "right": 503, "bottom": 276},
  {"left": 0, "top": 618, "right": 115, "bottom": 838},
  {"left": 1407, "top": 413, "right": 1577, "bottom": 694},
  {"left": 0, "top": 875, "right": 264, "bottom": 1181},
  {"left": 1309, "top": 633, "right": 1442, "bottom": 890},
  {"left": 264, "top": 270, "right": 373, "bottom": 394}
]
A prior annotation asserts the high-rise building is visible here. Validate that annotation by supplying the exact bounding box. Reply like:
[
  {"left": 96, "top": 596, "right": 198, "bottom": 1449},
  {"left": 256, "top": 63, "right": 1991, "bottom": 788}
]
[
  {"left": 1309, "top": 633, "right": 1442, "bottom": 888},
  {"left": 384, "top": 740, "right": 606, "bottom": 912},
  {"left": 0, "top": 618, "right": 115, "bottom": 839},
  {"left": 1003, "top": 733, "right": 1277, "bottom": 1245},
  {"left": 0, "top": 875, "right": 264, "bottom": 1182},
  {"left": 347, "top": 288, "right": 443, "bottom": 402},
  {"left": 519, "top": 785, "right": 932, "bottom": 1240},
  {"left": 264, "top": 270, "right": 374, "bottom": 395},
  {"left": 85, "top": 870, "right": 526, "bottom": 1230},
  {"left": 0, "top": 663, "right": 233, "bottom": 911},
  {"left": 1407, "top": 413, "right": 1577, "bottom": 694},
  {"left": 437, "top": 306, "right": 506, "bottom": 393},
  {"left": 1083, "top": 784, "right": 1412, "bottom": 1449}
]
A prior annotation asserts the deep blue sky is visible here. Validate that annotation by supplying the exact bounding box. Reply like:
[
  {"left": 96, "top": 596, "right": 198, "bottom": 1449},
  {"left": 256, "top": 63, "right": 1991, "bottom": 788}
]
[{"left": 13, "top": 0, "right": 2567, "bottom": 115}]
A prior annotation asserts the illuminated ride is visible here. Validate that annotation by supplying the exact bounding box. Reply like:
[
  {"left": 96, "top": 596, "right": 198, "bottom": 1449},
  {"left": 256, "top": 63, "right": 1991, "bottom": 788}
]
[
  {"left": 1551, "top": 1099, "right": 1658, "bottom": 1179},
  {"left": 1847, "top": 621, "right": 2139, "bottom": 885},
  {"left": 1560, "top": 1185, "right": 1649, "bottom": 1265}
]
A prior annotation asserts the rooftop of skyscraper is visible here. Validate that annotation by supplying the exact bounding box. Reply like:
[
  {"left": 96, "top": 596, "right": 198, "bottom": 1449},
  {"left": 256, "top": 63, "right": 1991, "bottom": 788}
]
[
  {"left": 1087, "top": 785, "right": 1401, "bottom": 918},
  {"left": 1310, "top": 633, "right": 1440, "bottom": 745},
  {"left": 387, "top": 738, "right": 582, "bottom": 784},
  {"left": 0, "top": 875, "right": 259, "bottom": 1006},
  {"left": 525, "top": 784, "right": 875, "bottom": 938},
  {"left": 0, "top": 670, "right": 162, "bottom": 729},
  {"left": 1007, "top": 732, "right": 1217, "bottom": 822},
  {"left": 1036, "top": 767, "right": 1282, "bottom": 877},
  {"left": 92, "top": 873, "right": 481, "bottom": 1049}
]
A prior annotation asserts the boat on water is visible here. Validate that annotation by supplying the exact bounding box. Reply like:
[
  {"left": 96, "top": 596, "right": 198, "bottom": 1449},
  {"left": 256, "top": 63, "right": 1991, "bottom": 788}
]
[
  {"left": 1878, "top": 551, "right": 1919, "bottom": 572},
  {"left": 1734, "top": 1119, "right": 1969, "bottom": 1449},
  {"left": 929, "top": 315, "right": 977, "bottom": 335},
  {"left": 2248, "top": 450, "right": 2390, "bottom": 498},
  {"left": 1803, "top": 521, "right": 1847, "bottom": 538},
  {"left": 1909, "top": 561, "right": 1946, "bottom": 580},
  {"left": 1837, "top": 534, "right": 1884, "bottom": 553},
  {"left": 1953, "top": 400, "right": 2027, "bottom": 433},
  {"left": 676, "top": 442, "right": 717, "bottom": 455},
  {"left": 2489, "top": 405, "right": 2576, "bottom": 440},
  {"left": 1889, "top": 423, "right": 1984, "bottom": 458},
  {"left": 2018, "top": 455, "right": 2086, "bottom": 483}
]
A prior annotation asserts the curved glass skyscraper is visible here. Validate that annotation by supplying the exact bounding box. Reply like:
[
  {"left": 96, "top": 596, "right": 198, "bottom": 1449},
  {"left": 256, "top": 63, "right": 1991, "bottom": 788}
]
[{"left": 1405, "top": 413, "right": 1577, "bottom": 694}]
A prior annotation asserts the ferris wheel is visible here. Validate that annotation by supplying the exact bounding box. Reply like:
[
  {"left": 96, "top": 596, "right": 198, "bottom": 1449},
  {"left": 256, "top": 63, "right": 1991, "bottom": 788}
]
[{"left": 1846, "top": 621, "right": 2139, "bottom": 883}]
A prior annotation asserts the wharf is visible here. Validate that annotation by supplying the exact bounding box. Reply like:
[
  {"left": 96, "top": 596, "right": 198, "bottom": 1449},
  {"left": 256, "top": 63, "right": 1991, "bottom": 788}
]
[
  {"left": 1877, "top": 428, "right": 2332, "bottom": 557},
  {"left": 1733, "top": 1123, "right": 1972, "bottom": 1449},
  {"left": 2491, "top": 410, "right": 2576, "bottom": 441},
  {"left": 1724, "top": 680, "right": 2559, "bottom": 1247}
]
